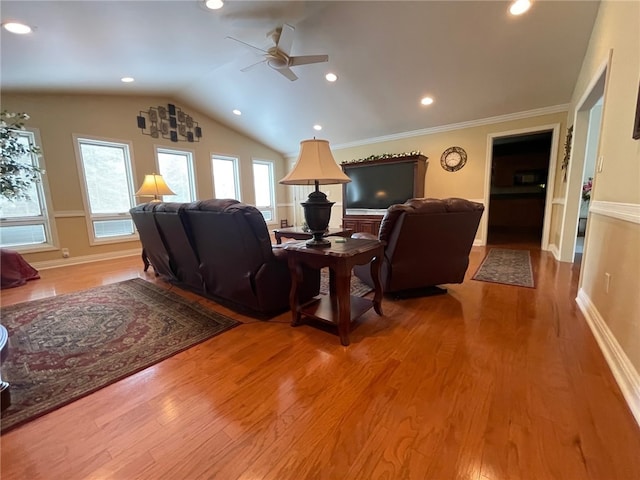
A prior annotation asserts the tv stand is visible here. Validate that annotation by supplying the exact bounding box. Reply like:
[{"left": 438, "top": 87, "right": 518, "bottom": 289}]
[
  {"left": 342, "top": 214, "right": 384, "bottom": 235},
  {"left": 341, "top": 154, "right": 428, "bottom": 235}
]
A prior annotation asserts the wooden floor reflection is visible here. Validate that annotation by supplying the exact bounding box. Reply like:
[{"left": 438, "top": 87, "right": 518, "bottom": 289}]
[{"left": 1, "top": 246, "right": 638, "bottom": 479}]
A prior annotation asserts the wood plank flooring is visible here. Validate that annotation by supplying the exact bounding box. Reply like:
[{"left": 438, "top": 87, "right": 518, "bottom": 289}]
[{"left": 1, "top": 245, "right": 639, "bottom": 479}]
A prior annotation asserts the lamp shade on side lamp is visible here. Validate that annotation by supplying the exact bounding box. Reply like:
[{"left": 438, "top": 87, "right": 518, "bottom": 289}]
[
  {"left": 135, "top": 173, "right": 176, "bottom": 202},
  {"left": 280, "top": 139, "right": 351, "bottom": 247}
]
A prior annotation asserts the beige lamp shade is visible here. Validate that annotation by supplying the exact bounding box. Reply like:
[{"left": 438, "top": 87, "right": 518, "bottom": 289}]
[
  {"left": 135, "top": 173, "right": 176, "bottom": 201},
  {"left": 280, "top": 139, "right": 351, "bottom": 185}
]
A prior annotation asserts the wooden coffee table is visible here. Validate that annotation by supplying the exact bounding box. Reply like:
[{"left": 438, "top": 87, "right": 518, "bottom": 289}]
[
  {"left": 273, "top": 226, "right": 353, "bottom": 244},
  {"left": 284, "top": 237, "right": 384, "bottom": 346}
]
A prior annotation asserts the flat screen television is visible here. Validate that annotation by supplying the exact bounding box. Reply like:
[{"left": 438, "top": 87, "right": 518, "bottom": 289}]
[{"left": 343, "top": 161, "right": 416, "bottom": 215}]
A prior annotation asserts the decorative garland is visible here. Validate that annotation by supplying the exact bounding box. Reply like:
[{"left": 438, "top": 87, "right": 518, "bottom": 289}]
[
  {"left": 341, "top": 150, "right": 422, "bottom": 165},
  {"left": 561, "top": 125, "right": 573, "bottom": 182}
]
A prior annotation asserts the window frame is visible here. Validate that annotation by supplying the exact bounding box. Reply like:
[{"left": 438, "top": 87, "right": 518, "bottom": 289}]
[
  {"left": 211, "top": 154, "right": 241, "bottom": 201},
  {"left": 0, "top": 127, "right": 58, "bottom": 252},
  {"left": 73, "top": 134, "right": 139, "bottom": 245},
  {"left": 252, "top": 158, "right": 276, "bottom": 224},
  {"left": 155, "top": 145, "right": 197, "bottom": 203}
]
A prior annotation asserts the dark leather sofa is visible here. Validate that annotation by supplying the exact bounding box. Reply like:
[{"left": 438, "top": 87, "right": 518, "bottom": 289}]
[
  {"left": 130, "top": 199, "right": 320, "bottom": 318},
  {"left": 352, "top": 198, "right": 484, "bottom": 295}
]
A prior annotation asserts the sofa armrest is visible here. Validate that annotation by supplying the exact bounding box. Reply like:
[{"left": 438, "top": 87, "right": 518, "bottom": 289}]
[
  {"left": 351, "top": 232, "right": 377, "bottom": 240},
  {"left": 272, "top": 246, "right": 287, "bottom": 260}
]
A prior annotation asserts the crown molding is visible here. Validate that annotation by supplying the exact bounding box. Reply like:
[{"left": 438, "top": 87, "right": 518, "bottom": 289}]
[{"left": 328, "top": 104, "right": 570, "bottom": 153}]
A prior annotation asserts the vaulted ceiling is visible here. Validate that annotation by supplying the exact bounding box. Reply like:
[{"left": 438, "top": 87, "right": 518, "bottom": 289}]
[{"left": 0, "top": 1, "right": 600, "bottom": 156}]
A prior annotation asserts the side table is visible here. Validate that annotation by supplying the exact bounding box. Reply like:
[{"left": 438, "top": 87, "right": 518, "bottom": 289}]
[
  {"left": 274, "top": 226, "right": 353, "bottom": 244},
  {"left": 284, "top": 238, "right": 384, "bottom": 346}
]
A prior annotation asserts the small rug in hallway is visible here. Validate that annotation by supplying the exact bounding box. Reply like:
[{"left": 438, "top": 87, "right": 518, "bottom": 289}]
[
  {"left": 319, "top": 267, "right": 373, "bottom": 297},
  {"left": 472, "top": 248, "right": 535, "bottom": 288},
  {"left": 0, "top": 278, "right": 240, "bottom": 434}
]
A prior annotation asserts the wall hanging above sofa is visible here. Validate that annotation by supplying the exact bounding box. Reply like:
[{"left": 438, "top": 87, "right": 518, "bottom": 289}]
[{"left": 136, "top": 103, "right": 202, "bottom": 143}]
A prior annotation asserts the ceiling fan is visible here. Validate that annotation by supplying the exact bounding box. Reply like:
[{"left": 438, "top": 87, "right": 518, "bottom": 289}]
[{"left": 227, "top": 24, "right": 328, "bottom": 81}]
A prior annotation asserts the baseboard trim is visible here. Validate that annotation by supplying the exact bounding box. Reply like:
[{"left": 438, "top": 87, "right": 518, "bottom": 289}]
[
  {"left": 549, "top": 243, "right": 560, "bottom": 260},
  {"left": 576, "top": 288, "right": 640, "bottom": 428},
  {"left": 31, "top": 249, "right": 141, "bottom": 270}
]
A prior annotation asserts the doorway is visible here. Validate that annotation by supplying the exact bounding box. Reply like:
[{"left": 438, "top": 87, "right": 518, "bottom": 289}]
[
  {"left": 575, "top": 98, "right": 602, "bottom": 261},
  {"left": 558, "top": 57, "right": 608, "bottom": 264},
  {"left": 486, "top": 131, "right": 554, "bottom": 247}
]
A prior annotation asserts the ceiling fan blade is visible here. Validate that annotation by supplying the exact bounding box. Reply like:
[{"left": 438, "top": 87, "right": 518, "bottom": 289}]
[
  {"left": 225, "top": 36, "right": 268, "bottom": 54},
  {"left": 289, "top": 54, "right": 329, "bottom": 67},
  {"left": 277, "top": 67, "right": 298, "bottom": 81},
  {"left": 240, "top": 59, "right": 266, "bottom": 72},
  {"left": 277, "top": 24, "right": 295, "bottom": 57}
]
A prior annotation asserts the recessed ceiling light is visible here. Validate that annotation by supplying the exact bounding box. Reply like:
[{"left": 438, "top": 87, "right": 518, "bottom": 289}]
[
  {"left": 420, "top": 96, "right": 434, "bottom": 106},
  {"left": 325, "top": 73, "right": 338, "bottom": 82},
  {"left": 509, "top": 0, "right": 532, "bottom": 16},
  {"left": 121, "top": 77, "right": 135, "bottom": 83},
  {"left": 204, "top": 0, "right": 224, "bottom": 10},
  {"left": 313, "top": 125, "right": 322, "bottom": 131},
  {"left": 232, "top": 109, "right": 242, "bottom": 116},
  {"left": 3, "top": 22, "right": 32, "bottom": 34}
]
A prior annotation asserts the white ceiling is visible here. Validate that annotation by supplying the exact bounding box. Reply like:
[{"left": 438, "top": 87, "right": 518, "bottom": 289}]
[{"left": 0, "top": 0, "right": 600, "bottom": 156}]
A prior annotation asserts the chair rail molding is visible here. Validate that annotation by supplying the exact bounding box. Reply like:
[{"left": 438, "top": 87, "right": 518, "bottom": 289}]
[
  {"left": 53, "top": 210, "right": 87, "bottom": 218},
  {"left": 589, "top": 201, "right": 640, "bottom": 224}
]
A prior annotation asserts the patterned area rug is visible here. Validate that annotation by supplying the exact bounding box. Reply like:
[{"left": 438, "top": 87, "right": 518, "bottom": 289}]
[
  {"left": 472, "top": 248, "right": 535, "bottom": 288},
  {"left": 319, "top": 267, "right": 373, "bottom": 297},
  {"left": 0, "top": 278, "right": 240, "bottom": 434}
]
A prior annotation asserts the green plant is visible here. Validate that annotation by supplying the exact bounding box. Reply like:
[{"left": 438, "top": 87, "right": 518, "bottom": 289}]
[{"left": 1, "top": 111, "right": 43, "bottom": 201}]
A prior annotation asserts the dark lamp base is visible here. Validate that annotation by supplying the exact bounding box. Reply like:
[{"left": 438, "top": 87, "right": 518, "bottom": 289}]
[
  {"left": 301, "top": 184, "right": 335, "bottom": 249},
  {"left": 306, "top": 236, "right": 331, "bottom": 248}
]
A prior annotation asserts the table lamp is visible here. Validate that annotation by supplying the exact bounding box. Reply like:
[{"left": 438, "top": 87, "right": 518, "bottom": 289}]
[
  {"left": 135, "top": 173, "right": 176, "bottom": 202},
  {"left": 280, "top": 139, "right": 351, "bottom": 247}
]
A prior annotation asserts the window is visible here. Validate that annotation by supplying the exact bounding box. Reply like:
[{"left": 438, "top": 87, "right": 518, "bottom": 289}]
[
  {"left": 212, "top": 155, "right": 240, "bottom": 200},
  {"left": 0, "top": 130, "right": 54, "bottom": 250},
  {"left": 253, "top": 160, "right": 275, "bottom": 222},
  {"left": 156, "top": 147, "right": 196, "bottom": 202},
  {"left": 75, "top": 137, "right": 136, "bottom": 243}
]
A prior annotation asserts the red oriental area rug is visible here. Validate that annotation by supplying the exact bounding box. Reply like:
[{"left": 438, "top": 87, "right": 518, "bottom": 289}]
[{"left": 0, "top": 279, "right": 240, "bottom": 433}]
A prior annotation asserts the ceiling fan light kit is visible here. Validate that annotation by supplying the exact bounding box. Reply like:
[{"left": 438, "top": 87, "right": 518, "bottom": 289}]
[{"left": 229, "top": 23, "right": 329, "bottom": 81}]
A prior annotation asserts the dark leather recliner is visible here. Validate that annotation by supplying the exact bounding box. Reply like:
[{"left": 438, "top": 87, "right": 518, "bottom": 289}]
[
  {"left": 352, "top": 198, "right": 484, "bottom": 295},
  {"left": 130, "top": 199, "right": 320, "bottom": 318},
  {"left": 153, "top": 202, "right": 203, "bottom": 292},
  {"left": 129, "top": 203, "right": 173, "bottom": 281}
]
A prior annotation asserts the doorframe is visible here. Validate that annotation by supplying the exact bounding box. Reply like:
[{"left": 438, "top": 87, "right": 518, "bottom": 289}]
[
  {"left": 558, "top": 53, "right": 610, "bottom": 263},
  {"left": 482, "top": 123, "right": 561, "bottom": 250}
]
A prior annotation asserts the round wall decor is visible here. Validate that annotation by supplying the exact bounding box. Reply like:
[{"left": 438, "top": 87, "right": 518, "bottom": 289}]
[{"left": 440, "top": 146, "right": 467, "bottom": 172}]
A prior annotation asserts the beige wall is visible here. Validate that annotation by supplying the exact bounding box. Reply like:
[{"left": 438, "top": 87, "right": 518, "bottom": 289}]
[
  {"left": 570, "top": 2, "right": 640, "bottom": 205},
  {"left": 1, "top": 92, "right": 286, "bottom": 263},
  {"left": 567, "top": 1, "right": 640, "bottom": 373},
  {"left": 319, "top": 112, "right": 568, "bottom": 241}
]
